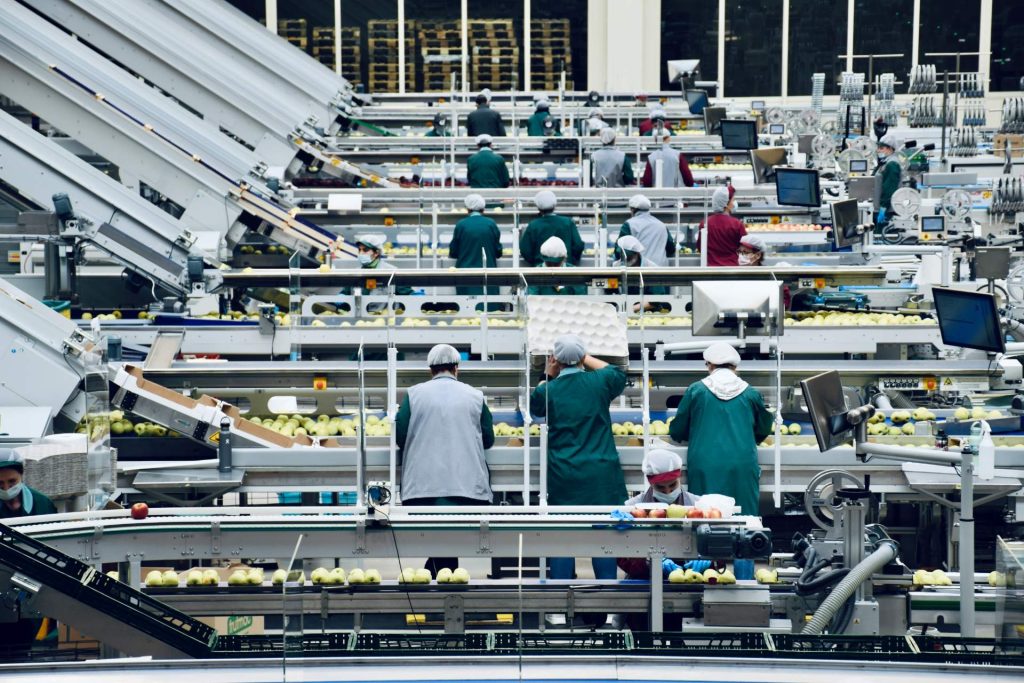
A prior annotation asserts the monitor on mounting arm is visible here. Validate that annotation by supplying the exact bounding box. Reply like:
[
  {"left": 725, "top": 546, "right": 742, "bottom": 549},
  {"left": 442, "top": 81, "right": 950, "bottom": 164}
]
[
  {"left": 691, "top": 280, "right": 784, "bottom": 338},
  {"left": 800, "top": 370, "right": 854, "bottom": 453},
  {"left": 720, "top": 119, "right": 759, "bottom": 150},
  {"left": 685, "top": 89, "right": 710, "bottom": 115},
  {"left": 775, "top": 168, "right": 822, "bottom": 207},
  {"left": 750, "top": 147, "right": 789, "bottom": 184},
  {"left": 830, "top": 198, "right": 862, "bottom": 249},
  {"left": 932, "top": 288, "right": 1005, "bottom": 354},
  {"left": 704, "top": 106, "right": 727, "bottom": 135}
]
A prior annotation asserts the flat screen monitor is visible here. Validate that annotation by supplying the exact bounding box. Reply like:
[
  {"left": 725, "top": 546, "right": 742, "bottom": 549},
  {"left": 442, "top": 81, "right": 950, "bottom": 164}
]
[
  {"left": 751, "top": 100, "right": 766, "bottom": 110},
  {"left": 704, "top": 106, "right": 727, "bottom": 135},
  {"left": 848, "top": 175, "right": 881, "bottom": 209},
  {"left": 921, "top": 215, "right": 945, "bottom": 235},
  {"left": 720, "top": 119, "right": 758, "bottom": 150},
  {"left": 691, "top": 280, "right": 784, "bottom": 337},
  {"left": 932, "top": 288, "right": 1005, "bottom": 354},
  {"left": 797, "top": 134, "right": 817, "bottom": 154},
  {"left": 800, "top": 370, "right": 853, "bottom": 453},
  {"left": 849, "top": 158, "right": 869, "bottom": 173},
  {"left": 775, "top": 168, "right": 821, "bottom": 207},
  {"left": 830, "top": 198, "right": 861, "bottom": 249},
  {"left": 769, "top": 123, "right": 785, "bottom": 135},
  {"left": 750, "top": 147, "right": 789, "bottom": 184},
  {"left": 685, "top": 89, "right": 709, "bottom": 115}
]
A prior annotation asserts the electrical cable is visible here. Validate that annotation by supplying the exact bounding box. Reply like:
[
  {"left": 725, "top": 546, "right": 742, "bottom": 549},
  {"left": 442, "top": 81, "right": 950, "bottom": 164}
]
[{"left": 368, "top": 486, "right": 422, "bottom": 634}]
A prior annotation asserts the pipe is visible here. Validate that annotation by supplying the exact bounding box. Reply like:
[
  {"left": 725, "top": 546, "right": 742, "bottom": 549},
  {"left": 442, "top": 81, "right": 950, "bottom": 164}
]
[{"left": 802, "top": 540, "right": 898, "bottom": 635}]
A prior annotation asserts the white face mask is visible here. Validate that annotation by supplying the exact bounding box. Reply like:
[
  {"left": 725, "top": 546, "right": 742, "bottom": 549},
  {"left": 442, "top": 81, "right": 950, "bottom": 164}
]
[
  {"left": 0, "top": 482, "right": 23, "bottom": 502},
  {"left": 738, "top": 253, "right": 756, "bottom": 266},
  {"left": 652, "top": 487, "right": 680, "bottom": 504},
  {"left": 357, "top": 253, "right": 374, "bottom": 266}
]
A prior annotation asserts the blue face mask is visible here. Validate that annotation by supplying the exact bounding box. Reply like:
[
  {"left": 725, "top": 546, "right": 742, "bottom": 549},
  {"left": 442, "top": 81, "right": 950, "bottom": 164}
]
[
  {"left": 0, "top": 482, "right": 23, "bottom": 502},
  {"left": 357, "top": 253, "right": 374, "bottom": 266}
]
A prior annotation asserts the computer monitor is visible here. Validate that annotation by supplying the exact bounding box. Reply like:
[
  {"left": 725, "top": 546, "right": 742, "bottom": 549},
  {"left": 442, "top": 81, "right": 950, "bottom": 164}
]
[
  {"left": 704, "top": 106, "right": 727, "bottom": 135},
  {"left": 775, "top": 168, "right": 821, "bottom": 207},
  {"left": 920, "top": 215, "right": 945, "bottom": 239},
  {"left": 691, "top": 280, "right": 784, "bottom": 337},
  {"left": 797, "top": 134, "right": 817, "bottom": 155},
  {"left": 932, "top": 288, "right": 1005, "bottom": 354},
  {"left": 800, "top": 370, "right": 854, "bottom": 453},
  {"left": 847, "top": 175, "right": 881, "bottom": 209},
  {"left": 685, "top": 89, "right": 709, "bottom": 115},
  {"left": 751, "top": 100, "right": 766, "bottom": 111},
  {"left": 830, "top": 198, "right": 862, "bottom": 249},
  {"left": 849, "top": 158, "right": 869, "bottom": 174},
  {"left": 668, "top": 59, "right": 702, "bottom": 84},
  {"left": 720, "top": 119, "right": 758, "bottom": 150},
  {"left": 768, "top": 123, "right": 785, "bottom": 135},
  {"left": 750, "top": 147, "right": 789, "bottom": 184}
]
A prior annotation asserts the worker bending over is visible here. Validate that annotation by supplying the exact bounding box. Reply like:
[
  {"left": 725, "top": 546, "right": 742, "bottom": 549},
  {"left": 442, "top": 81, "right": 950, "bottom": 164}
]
[
  {"left": 591, "top": 128, "right": 634, "bottom": 188},
  {"left": 698, "top": 186, "right": 747, "bottom": 266},
  {"left": 519, "top": 190, "right": 584, "bottom": 267},
  {"left": 396, "top": 344, "right": 495, "bottom": 575},
  {"left": 467, "top": 134, "right": 510, "bottom": 189},
  {"left": 449, "top": 194, "right": 502, "bottom": 296},
  {"left": 641, "top": 131, "right": 695, "bottom": 188},
  {"left": 527, "top": 237, "right": 586, "bottom": 295}
]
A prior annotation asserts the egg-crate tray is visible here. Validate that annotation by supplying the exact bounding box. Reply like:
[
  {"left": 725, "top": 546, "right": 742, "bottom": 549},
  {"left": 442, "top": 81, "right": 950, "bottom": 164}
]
[
  {"left": 526, "top": 296, "right": 628, "bottom": 369},
  {"left": 17, "top": 443, "right": 89, "bottom": 499}
]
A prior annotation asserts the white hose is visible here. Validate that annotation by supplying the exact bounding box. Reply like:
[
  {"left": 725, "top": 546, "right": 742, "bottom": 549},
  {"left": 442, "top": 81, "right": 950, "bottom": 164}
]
[{"left": 802, "top": 540, "right": 898, "bottom": 635}]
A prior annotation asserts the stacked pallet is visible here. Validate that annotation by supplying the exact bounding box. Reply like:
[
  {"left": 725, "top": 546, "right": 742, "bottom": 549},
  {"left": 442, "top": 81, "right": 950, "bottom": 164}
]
[
  {"left": 276, "top": 18, "right": 308, "bottom": 52},
  {"left": 419, "top": 20, "right": 463, "bottom": 92},
  {"left": 367, "top": 19, "right": 416, "bottom": 93},
  {"left": 468, "top": 19, "right": 518, "bottom": 91},
  {"left": 530, "top": 18, "right": 572, "bottom": 90},
  {"left": 311, "top": 26, "right": 361, "bottom": 86}
]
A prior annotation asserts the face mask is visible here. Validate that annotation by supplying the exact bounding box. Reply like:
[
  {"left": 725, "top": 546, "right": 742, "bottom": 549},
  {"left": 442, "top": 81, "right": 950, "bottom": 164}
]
[
  {"left": 877, "top": 154, "right": 888, "bottom": 163},
  {"left": 738, "top": 253, "right": 755, "bottom": 266},
  {"left": 0, "top": 482, "right": 23, "bottom": 502},
  {"left": 357, "top": 253, "right": 374, "bottom": 266},
  {"left": 652, "top": 487, "right": 680, "bottom": 504}
]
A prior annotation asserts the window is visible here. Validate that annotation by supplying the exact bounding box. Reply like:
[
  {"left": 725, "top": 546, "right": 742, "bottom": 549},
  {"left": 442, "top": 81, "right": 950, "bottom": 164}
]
[
  {"left": 851, "top": 0, "right": 913, "bottom": 89},
  {"left": 660, "top": 1, "right": 719, "bottom": 92},
  {"left": 788, "top": 0, "right": 846, "bottom": 96},
  {"left": 992, "top": 0, "right": 1024, "bottom": 92},
  {"left": 724, "top": 0, "right": 782, "bottom": 97},
  {"left": 919, "top": 0, "right": 980, "bottom": 76}
]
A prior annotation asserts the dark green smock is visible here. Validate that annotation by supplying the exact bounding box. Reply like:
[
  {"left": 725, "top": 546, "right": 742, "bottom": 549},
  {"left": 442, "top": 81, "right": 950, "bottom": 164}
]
[
  {"left": 449, "top": 212, "right": 503, "bottom": 295},
  {"left": 519, "top": 214, "right": 584, "bottom": 266},
  {"left": 467, "top": 148, "right": 510, "bottom": 188},
  {"left": 526, "top": 111, "right": 558, "bottom": 136}
]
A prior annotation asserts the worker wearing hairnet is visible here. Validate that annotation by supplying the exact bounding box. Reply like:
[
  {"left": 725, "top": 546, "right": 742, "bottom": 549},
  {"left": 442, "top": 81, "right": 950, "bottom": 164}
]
[
  {"left": 526, "top": 98, "right": 558, "bottom": 137},
  {"left": 530, "top": 335, "right": 627, "bottom": 587},
  {"left": 466, "top": 92, "right": 506, "bottom": 137},
  {"left": 641, "top": 131, "right": 695, "bottom": 188},
  {"left": 738, "top": 234, "right": 767, "bottom": 266},
  {"left": 874, "top": 133, "right": 903, "bottom": 221},
  {"left": 396, "top": 345, "right": 495, "bottom": 575},
  {"left": 527, "top": 237, "right": 586, "bottom": 295},
  {"left": 617, "top": 194, "right": 675, "bottom": 267},
  {"left": 519, "top": 190, "right": 584, "bottom": 267},
  {"left": 669, "top": 342, "right": 774, "bottom": 517},
  {"left": 425, "top": 112, "right": 450, "bottom": 137},
  {"left": 340, "top": 235, "right": 412, "bottom": 322},
  {"left": 467, "top": 134, "right": 510, "bottom": 189},
  {"left": 697, "top": 186, "right": 747, "bottom": 266},
  {"left": 638, "top": 107, "right": 668, "bottom": 136},
  {"left": 591, "top": 128, "right": 634, "bottom": 188},
  {"left": 584, "top": 107, "right": 608, "bottom": 135},
  {"left": 449, "top": 194, "right": 502, "bottom": 296}
]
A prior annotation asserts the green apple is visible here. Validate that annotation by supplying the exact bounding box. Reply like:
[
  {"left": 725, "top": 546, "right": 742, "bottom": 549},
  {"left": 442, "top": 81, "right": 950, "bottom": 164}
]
[{"left": 145, "top": 570, "right": 163, "bottom": 587}]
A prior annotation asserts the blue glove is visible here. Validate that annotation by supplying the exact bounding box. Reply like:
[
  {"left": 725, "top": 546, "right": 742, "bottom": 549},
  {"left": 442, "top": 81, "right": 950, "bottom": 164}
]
[
  {"left": 609, "top": 508, "right": 634, "bottom": 531},
  {"left": 662, "top": 558, "right": 683, "bottom": 577},
  {"left": 877, "top": 208, "right": 887, "bottom": 223},
  {"left": 683, "top": 559, "right": 711, "bottom": 573}
]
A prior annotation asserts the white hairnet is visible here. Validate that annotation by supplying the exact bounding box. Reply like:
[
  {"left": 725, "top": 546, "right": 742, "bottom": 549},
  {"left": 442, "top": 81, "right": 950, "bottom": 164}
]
[
  {"left": 739, "top": 234, "right": 768, "bottom": 252},
  {"left": 589, "top": 108, "right": 604, "bottom": 119},
  {"left": 534, "top": 190, "right": 557, "bottom": 211},
  {"left": 711, "top": 186, "right": 732, "bottom": 213},
  {"left": 0, "top": 448, "right": 22, "bottom": 471},
  {"left": 535, "top": 97, "right": 550, "bottom": 110},
  {"left": 464, "top": 194, "right": 486, "bottom": 212},
  {"left": 427, "top": 344, "right": 461, "bottom": 367},
  {"left": 628, "top": 194, "right": 651, "bottom": 211},
  {"left": 879, "top": 133, "right": 899, "bottom": 150},
  {"left": 617, "top": 235, "right": 645, "bottom": 254},
  {"left": 480, "top": 88, "right": 493, "bottom": 102},
  {"left": 642, "top": 448, "right": 682, "bottom": 477},
  {"left": 475, "top": 133, "right": 493, "bottom": 146},
  {"left": 659, "top": 130, "right": 673, "bottom": 142},
  {"left": 356, "top": 234, "right": 386, "bottom": 251},
  {"left": 599, "top": 127, "right": 617, "bottom": 145},
  {"left": 650, "top": 108, "right": 666, "bottom": 120},
  {"left": 539, "top": 236, "right": 567, "bottom": 260},
  {"left": 553, "top": 334, "right": 586, "bottom": 365},
  {"left": 703, "top": 342, "right": 741, "bottom": 367}
]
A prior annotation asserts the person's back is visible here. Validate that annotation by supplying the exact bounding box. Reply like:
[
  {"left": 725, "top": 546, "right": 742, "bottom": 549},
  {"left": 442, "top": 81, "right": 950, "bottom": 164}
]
[
  {"left": 467, "top": 103, "right": 506, "bottom": 137},
  {"left": 527, "top": 110, "right": 552, "bottom": 136},
  {"left": 623, "top": 211, "right": 670, "bottom": 266},
  {"left": 520, "top": 213, "right": 583, "bottom": 266},
  {"left": 466, "top": 147, "right": 510, "bottom": 188},
  {"left": 451, "top": 214, "right": 501, "bottom": 269},
  {"left": 592, "top": 146, "right": 628, "bottom": 187},
  {"left": 700, "top": 212, "right": 746, "bottom": 266}
]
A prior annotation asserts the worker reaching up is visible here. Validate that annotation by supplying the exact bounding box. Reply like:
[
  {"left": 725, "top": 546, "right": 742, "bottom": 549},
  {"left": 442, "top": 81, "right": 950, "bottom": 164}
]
[{"left": 519, "top": 190, "right": 584, "bottom": 267}]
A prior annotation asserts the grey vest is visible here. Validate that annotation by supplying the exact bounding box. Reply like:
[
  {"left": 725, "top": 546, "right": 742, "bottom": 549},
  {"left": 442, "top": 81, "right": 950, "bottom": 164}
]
[
  {"left": 625, "top": 211, "right": 669, "bottom": 266},
  {"left": 647, "top": 145, "right": 683, "bottom": 187},
  {"left": 401, "top": 374, "right": 492, "bottom": 502},
  {"left": 592, "top": 147, "right": 627, "bottom": 187}
]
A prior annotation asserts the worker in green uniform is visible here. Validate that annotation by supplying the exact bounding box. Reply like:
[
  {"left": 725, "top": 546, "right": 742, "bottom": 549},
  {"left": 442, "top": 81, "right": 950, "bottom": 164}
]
[
  {"left": 519, "top": 190, "right": 584, "bottom": 266},
  {"left": 449, "top": 194, "right": 502, "bottom": 296},
  {"left": 874, "top": 133, "right": 903, "bottom": 222},
  {"left": 466, "top": 134, "right": 510, "bottom": 189},
  {"left": 526, "top": 98, "right": 558, "bottom": 136},
  {"left": 341, "top": 234, "right": 413, "bottom": 299},
  {"left": 0, "top": 449, "right": 57, "bottom": 647},
  {"left": 424, "top": 113, "right": 450, "bottom": 137},
  {"left": 526, "top": 237, "right": 587, "bottom": 295},
  {"left": 668, "top": 342, "right": 774, "bottom": 517},
  {"left": 530, "top": 334, "right": 626, "bottom": 586}
]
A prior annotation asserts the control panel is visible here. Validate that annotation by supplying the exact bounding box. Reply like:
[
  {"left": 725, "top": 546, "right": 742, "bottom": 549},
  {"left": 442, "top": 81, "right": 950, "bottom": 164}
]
[{"left": 878, "top": 376, "right": 990, "bottom": 393}]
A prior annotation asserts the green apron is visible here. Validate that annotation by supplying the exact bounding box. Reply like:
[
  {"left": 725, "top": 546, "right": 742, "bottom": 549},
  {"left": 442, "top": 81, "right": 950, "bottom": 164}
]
[
  {"left": 450, "top": 212, "right": 503, "bottom": 296},
  {"left": 519, "top": 214, "right": 584, "bottom": 266},
  {"left": 467, "top": 148, "right": 510, "bottom": 188}
]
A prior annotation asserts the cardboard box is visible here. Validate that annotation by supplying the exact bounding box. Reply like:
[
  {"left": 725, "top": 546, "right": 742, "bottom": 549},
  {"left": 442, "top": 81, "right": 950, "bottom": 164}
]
[
  {"left": 221, "top": 403, "right": 298, "bottom": 449},
  {"left": 125, "top": 366, "right": 197, "bottom": 409},
  {"left": 198, "top": 615, "right": 265, "bottom": 636},
  {"left": 58, "top": 623, "right": 99, "bottom": 649}
]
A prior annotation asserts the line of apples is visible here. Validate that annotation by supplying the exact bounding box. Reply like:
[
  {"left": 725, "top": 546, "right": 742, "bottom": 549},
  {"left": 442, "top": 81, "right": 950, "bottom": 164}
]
[
  {"left": 630, "top": 504, "right": 723, "bottom": 519},
  {"left": 246, "top": 414, "right": 391, "bottom": 438},
  {"left": 667, "top": 567, "right": 736, "bottom": 584},
  {"left": 397, "top": 567, "right": 471, "bottom": 584},
  {"left": 786, "top": 311, "right": 935, "bottom": 326}
]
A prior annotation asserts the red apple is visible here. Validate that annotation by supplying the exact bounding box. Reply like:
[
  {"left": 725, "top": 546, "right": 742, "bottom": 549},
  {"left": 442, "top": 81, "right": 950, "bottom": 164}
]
[
  {"left": 649, "top": 508, "right": 667, "bottom": 519},
  {"left": 631, "top": 507, "right": 649, "bottom": 518},
  {"left": 130, "top": 502, "right": 149, "bottom": 520},
  {"left": 706, "top": 508, "right": 723, "bottom": 519},
  {"left": 686, "top": 508, "right": 705, "bottom": 519}
]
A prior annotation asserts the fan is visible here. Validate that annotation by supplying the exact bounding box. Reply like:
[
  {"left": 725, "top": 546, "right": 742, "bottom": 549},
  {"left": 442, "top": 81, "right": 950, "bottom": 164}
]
[
  {"left": 812, "top": 134, "right": 837, "bottom": 159},
  {"left": 765, "top": 107, "right": 787, "bottom": 125},
  {"left": 890, "top": 188, "right": 922, "bottom": 218}
]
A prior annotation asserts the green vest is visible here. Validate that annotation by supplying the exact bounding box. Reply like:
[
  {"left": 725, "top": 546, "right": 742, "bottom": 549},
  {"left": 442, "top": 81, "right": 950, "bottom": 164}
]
[
  {"left": 519, "top": 214, "right": 584, "bottom": 266},
  {"left": 450, "top": 213, "right": 503, "bottom": 295},
  {"left": 467, "top": 148, "right": 510, "bottom": 189}
]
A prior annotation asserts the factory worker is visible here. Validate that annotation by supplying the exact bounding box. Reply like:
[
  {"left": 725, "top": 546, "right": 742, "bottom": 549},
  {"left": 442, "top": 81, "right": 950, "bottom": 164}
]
[
  {"left": 449, "top": 194, "right": 502, "bottom": 296},
  {"left": 641, "top": 131, "right": 695, "bottom": 188},
  {"left": 737, "top": 234, "right": 767, "bottom": 266},
  {"left": 615, "top": 235, "right": 669, "bottom": 301},
  {"left": 584, "top": 107, "right": 608, "bottom": 135},
  {"left": 342, "top": 234, "right": 412, "bottom": 301},
  {"left": 425, "top": 112, "right": 450, "bottom": 137},
  {"left": 467, "top": 134, "right": 510, "bottom": 189},
  {"left": 697, "top": 186, "right": 747, "bottom": 267},
  {"left": 466, "top": 92, "right": 506, "bottom": 137},
  {"left": 669, "top": 342, "right": 774, "bottom": 517},
  {"left": 874, "top": 133, "right": 903, "bottom": 221},
  {"left": 638, "top": 107, "right": 667, "bottom": 137},
  {"left": 527, "top": 98, "right": 558, "bottom": 137},
  {"left": 527, "top": 237, "right": 586, "bottom": 295},
  {"left": 530, "top": 335, "right": 627, "bottom": 590},
  {"left": 617, "top": 194, "right": 675, "bottom": 266},
  {"left": 519, "top": 190, "right": 584, "bottom": 267},
  {"left": 396, "top": 344, "right": 495, "bottom": 575},
  {"left": 591, "top": 128, "right": 635, "bottom": 188}
]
